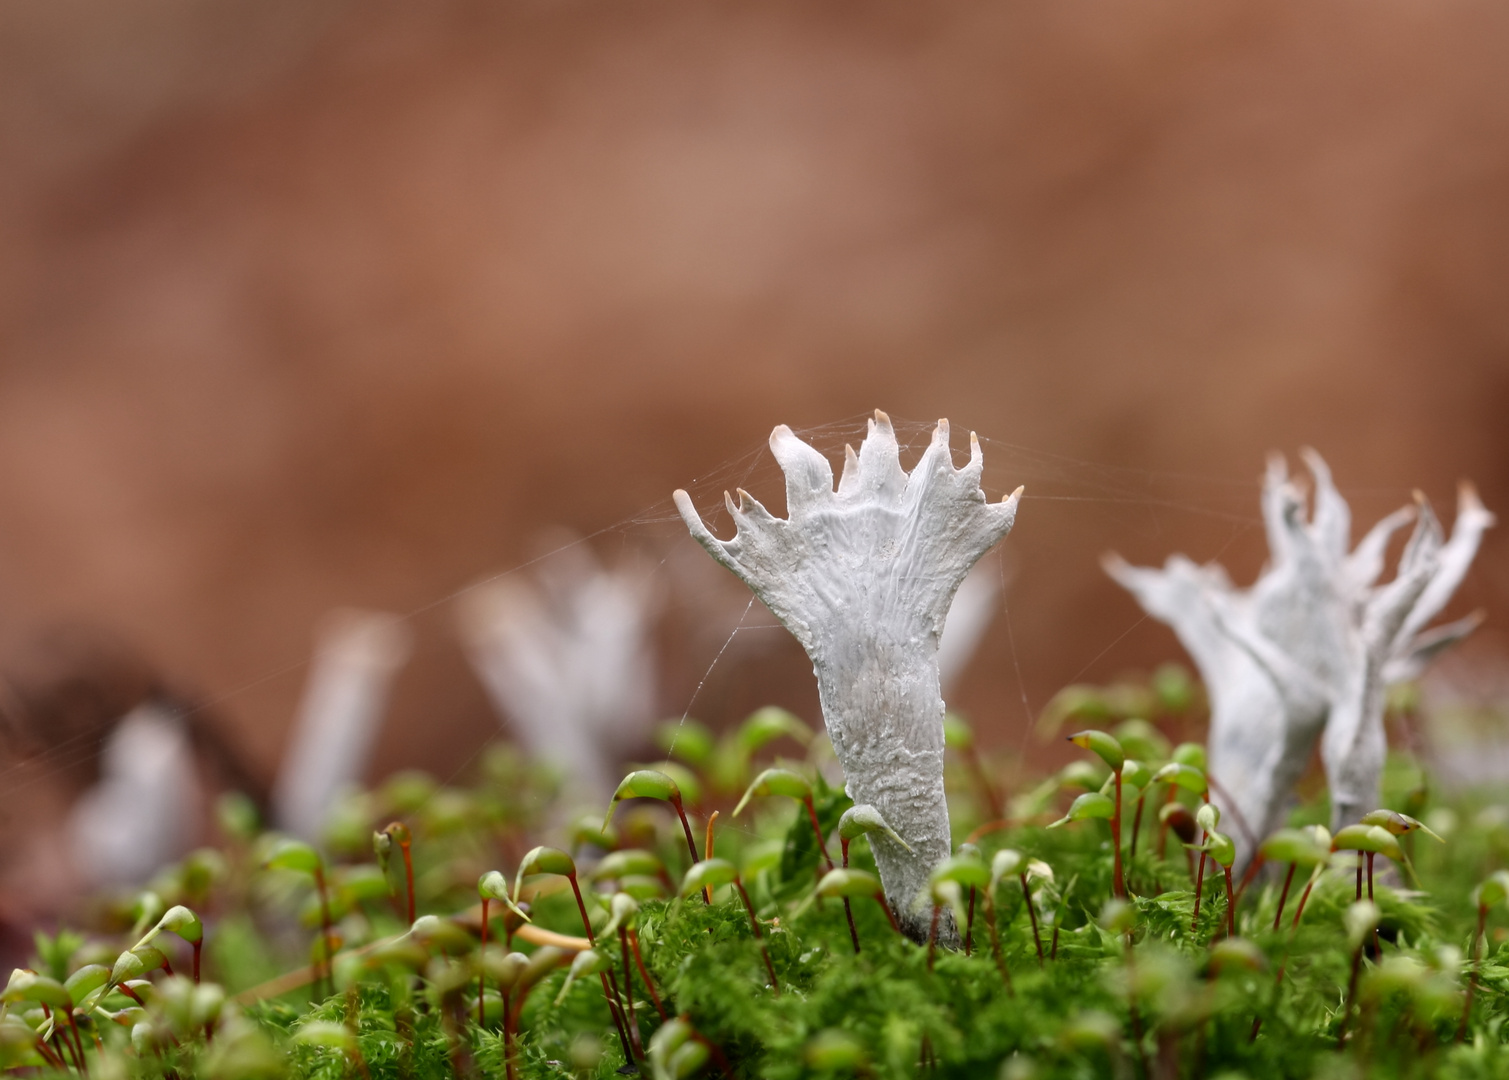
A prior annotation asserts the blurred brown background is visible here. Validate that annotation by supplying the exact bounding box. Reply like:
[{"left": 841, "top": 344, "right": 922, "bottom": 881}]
[{"left": 1, "top": 0, "right": 1507, "bottom": 808}]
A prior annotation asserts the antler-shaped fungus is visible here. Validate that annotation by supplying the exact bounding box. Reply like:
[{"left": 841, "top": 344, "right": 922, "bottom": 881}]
[
  {"left": 1108, "top": 451, "right": 1492, "bottom": 867},
  {"left": 456, "top": 546, "right": 659, "bottom": 805},
  {"left": 675, "top": 411, "right": 1022, "bottom": 939}
]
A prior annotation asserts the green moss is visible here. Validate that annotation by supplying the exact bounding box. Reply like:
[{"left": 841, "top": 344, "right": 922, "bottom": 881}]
[{"left": 14, "top": 677, "right": 1509, "bottom": 1080}]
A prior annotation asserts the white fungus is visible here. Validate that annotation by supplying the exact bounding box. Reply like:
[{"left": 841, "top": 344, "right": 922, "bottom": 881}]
[
  {"left": 272, "top": 609, "right": 413, "bottom": 840},
  {"left": 1108, "top": 451, "right": 1492, "bottom": 866},
  {"left": 675, "top": 411, "right": 1021, "bottom": 938},
  {"left": 455, "top": 545, "right": 660, "bottom": 806}
]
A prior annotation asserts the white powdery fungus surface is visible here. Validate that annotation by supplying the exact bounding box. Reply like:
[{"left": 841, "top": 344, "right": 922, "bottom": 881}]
[
  {"left": 675, "top": 411, "right": 1021, "bottom": 939},
  {"left": 1108, "top": 451, "right": 1493, "bottom": 866}
]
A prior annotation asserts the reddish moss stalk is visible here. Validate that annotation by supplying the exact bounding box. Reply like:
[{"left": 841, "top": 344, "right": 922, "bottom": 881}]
[
  {"left": 669, "top": 795, "right": 701, "bottom": 869},
  {"left": 1222, "top": 866, "right": 1235, "bottom": 939},
  {"left": 30, "top": 1020, "right": 67, "bottom": 1072},
  {"left": 1272, "top": 864, "right": 1297, "bottom": 931},
  {"left": 1112, "top": 771, "right": 1125, "bottom": 899},
  {"left": 734, "top": 881, "right": 779, "bottom": 993},
  {"left": 629, "top": 930, "right": 666, "bottom": 1020},
  {"left": 1256, "top": 867, "right": 1323, "bottom": 1042},
  {"left": 1458, "top": 902, "right": 1489, "bottom": 1043},
  {"left": 561, "top": 871, "right": 635, "bottom": 1065},
  {"left": 1191, "top": 846, "right": 1208, "bottom": 933},
  {"left": 703, "top": 812, "right": 720, "bottom": 904},
  {"left": 618, "top": 928, "right": 640, "bottom": 1057},
  {"left": 599, "top": 971, "right": 635, "bottom": 1065},
  {"left": 1129, "top": 789, "right": 1147, "bottom": 860},
  {"left": 986, "top": 896, "right": 1014, "bottom": 996},
  {"left": 1291, "top": 873, "right": 1318, "bottom": 930},
  {"left": 1021, "top": 873, "right": 1045, "bottom": 966},
  {"left": 839, "top": 837, "right": 862, "bottom": 953},
  {"left": 478, "top": 897, "right": 490, "bottom": 1029},
  {"left": 803, "top": 797, "right": 834, "bottom": 873},
  {"left": 1337, "top": 940, "right": 1365, "bottom": 1048},
  {"left": 968, "top": 745, "right": 1003, "bottom": 820},
  {"left": 313, "top": 864, "right": 336, "bottom": 998}
]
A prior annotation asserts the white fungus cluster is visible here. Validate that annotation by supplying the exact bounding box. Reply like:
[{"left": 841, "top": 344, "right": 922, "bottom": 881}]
[{"left": 1108, "top": 451, "right": 1492, "bottom": 868}]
